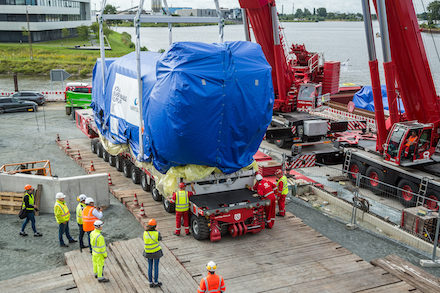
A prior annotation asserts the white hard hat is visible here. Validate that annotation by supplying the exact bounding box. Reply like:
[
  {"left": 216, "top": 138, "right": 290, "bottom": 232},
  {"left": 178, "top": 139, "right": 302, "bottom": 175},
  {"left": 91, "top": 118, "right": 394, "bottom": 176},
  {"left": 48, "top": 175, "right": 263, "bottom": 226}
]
[
  {"left": 78, "top": 194, "right": 87, "bottom": 202},
  {"left": 94, "top": 220, "right": 104, "bottom": 228},
  {"left": 206, "top": 261, "right": 217, "bottom": 272},
  {"left": 85, "top": 197, "right": 94, "bottom": 205},
  {"left": 256, "top": 174, "right": 263, "bottom": 181},
  {"left": 56, "top": 192, "right": 65, "bottom": 199}
]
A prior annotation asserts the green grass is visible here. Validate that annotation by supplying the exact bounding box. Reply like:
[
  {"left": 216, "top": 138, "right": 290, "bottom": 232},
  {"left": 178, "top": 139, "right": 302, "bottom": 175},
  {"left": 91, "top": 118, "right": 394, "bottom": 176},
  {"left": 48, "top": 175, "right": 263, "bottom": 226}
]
[{"left": 0, "top": 31, "right": 134, "bottom": 77}]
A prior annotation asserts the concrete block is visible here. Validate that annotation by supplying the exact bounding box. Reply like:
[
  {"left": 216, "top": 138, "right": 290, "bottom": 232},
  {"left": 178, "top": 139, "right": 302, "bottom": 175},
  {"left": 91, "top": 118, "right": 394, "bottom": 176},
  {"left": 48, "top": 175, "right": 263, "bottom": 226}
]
[
  {"left": 420, "top": 259, "right": 440, "bottom": 267},
  {"left": 0, "top": 172, "right": 109, "bottom": 214}
]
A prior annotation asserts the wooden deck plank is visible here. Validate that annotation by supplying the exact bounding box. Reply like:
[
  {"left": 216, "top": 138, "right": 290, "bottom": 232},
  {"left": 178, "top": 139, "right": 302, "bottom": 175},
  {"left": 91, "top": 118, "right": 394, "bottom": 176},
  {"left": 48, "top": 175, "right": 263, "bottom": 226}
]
[
  {"left": 371, "top": 254, "right": 440, "bottom": 293},
  {"left": 355, "top": 281, "right": 421, "bottom": 293}
]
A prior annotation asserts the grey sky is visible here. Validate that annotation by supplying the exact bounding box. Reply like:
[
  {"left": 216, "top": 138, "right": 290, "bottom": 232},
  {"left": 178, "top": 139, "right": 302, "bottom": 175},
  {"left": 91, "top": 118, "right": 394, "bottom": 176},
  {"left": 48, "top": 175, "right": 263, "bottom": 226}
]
[{"left": 91, "top": 0, "right": 427, "bottom": 14}]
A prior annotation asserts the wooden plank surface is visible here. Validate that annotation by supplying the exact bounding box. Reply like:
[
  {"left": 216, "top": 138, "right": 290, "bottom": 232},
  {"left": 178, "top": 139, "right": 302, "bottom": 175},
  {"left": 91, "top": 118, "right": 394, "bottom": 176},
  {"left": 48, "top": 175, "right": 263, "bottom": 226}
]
[
  {"left": 371, "top": 254, "right": 440, "bottom": 293},
  {"left": 52, "top": 138, "right": 435, "bottom": 293}
]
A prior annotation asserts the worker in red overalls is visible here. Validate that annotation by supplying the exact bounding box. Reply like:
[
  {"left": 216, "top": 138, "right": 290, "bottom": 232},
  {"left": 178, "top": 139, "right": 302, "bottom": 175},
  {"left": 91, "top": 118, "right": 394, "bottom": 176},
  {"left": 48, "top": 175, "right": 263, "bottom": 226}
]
[
  {"left": 275, "top": 169, "right": 289, "bottom": 217},
  {"left": 168, "top": 182, "right": 195, "bottom": 236},
  {"left": 248, "top": 173, "right": 276, "bottom": 228}
]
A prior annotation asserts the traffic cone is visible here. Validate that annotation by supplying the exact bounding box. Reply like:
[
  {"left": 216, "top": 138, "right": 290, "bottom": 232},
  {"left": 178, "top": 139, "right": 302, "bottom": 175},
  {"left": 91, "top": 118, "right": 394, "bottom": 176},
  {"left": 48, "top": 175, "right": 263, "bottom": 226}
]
[
  {"left": 56, "top": 134, "right": 60, "bottom": 141},
  {"left": 90, "top": 161, "right": 95, "bottom": 172},
  {"left": 66, "top": 140, "right": 71, "bottom": 150},
  {"left": 133, "top": 193, "right": 139, "bottom": 207},
  {"left": 139, "top": 203, "right": 146, "bottom": 217},
  {"left": 77, "top": 150, "right": 82, "bottom": 160},
  {"left": 108, "top": 173, "right": 113, "bottom": 185}
]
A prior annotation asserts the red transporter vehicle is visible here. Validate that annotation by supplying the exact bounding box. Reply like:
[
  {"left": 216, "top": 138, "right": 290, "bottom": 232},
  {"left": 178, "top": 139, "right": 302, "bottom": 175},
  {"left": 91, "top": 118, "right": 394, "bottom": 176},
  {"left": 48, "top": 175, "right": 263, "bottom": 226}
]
[
  {"left": 344, "top": 0, "right": 440, "bottom": 208},
  {"left": 239, "top": 0, "right": 368, "bottom": 159}
]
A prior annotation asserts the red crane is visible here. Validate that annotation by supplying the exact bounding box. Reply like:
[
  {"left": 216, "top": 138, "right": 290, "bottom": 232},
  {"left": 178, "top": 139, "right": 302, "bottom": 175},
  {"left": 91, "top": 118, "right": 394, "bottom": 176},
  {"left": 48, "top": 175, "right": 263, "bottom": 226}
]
[
  {"left": 239, "top": 0, "right": 340, "bottom": 113},
  {"left": 363, "top": 0, "right": 440, "bottom": 166}
]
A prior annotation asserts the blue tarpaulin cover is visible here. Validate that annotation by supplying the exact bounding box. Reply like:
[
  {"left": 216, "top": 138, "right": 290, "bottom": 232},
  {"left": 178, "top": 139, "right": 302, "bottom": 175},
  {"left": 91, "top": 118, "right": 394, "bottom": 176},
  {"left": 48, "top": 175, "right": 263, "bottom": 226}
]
[
  {"left": 352, "top": 86, "right": 405, "bottom": 113},
  {"left": 91, "top": 41, "right": 274, "bottom": 174}
]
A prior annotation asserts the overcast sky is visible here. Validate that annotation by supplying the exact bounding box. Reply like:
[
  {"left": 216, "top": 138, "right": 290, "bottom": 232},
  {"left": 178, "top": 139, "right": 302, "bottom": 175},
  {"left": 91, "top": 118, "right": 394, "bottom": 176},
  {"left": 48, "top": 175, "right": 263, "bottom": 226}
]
[{"left": 91, "top": 0, "right": 427, "bottom": 14}]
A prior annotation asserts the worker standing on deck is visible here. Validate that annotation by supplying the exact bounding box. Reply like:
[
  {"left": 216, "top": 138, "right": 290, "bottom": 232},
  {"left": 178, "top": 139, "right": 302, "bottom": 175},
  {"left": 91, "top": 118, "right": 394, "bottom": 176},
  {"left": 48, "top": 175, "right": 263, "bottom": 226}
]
[
  {"left": 54, "top": 192, "right": 77, "bottom": 247},
  {"left": 275, "top": 169, "right": 289, "bottom": 217},
  {"left": 82, "top": 197, "right": 103, "bottom": 253},
  {"left": 143, "top": 218, "right": 163, "bottom": 288},
  {"left": 19, "top": 184, "right": 42, "bottom": 237},
  {"left": 169, "top": 182, "right": 195, "bottom": 236},
  {"left": 90, "top": 220, "right": 109, "bottom": 283},
  {"left": 76, "top": 194, "right": 88, "bottom": 249},
  {"left": 197, "top": 261, "right": 225, "bottom": 293},
  {"left": 248, "top": 174, "right": 276, "bottom": 228}
]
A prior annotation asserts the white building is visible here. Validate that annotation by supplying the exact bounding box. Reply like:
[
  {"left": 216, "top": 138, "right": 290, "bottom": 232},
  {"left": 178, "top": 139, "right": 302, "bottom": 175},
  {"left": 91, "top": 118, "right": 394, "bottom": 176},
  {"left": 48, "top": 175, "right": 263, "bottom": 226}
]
[{"left": 0, "top": 0, "right": 92, "bottom": 42}]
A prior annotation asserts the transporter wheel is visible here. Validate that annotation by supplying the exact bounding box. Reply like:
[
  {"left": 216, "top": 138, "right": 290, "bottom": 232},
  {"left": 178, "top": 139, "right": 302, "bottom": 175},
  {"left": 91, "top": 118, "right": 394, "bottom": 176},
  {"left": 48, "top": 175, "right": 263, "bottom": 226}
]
[
  {"left": 163, "top": 196, "right": 175, "bottom": 213},
  {"left": 103, "top": 150, "right": 110, "bottom": 162},
  {"left": 348, "top": 161, "right": 364, "bottom": 182},
  {"left": 65, "top": 107, "right": 72, "bottom": 115},
  {"left": 108, "top": 155, "right": 117, "bottom": 167},
  {"left": 151, "top": 180, "right": 162, "bottom": 202},
  {"left": 96, "top": 142, "right": 104, "bottom": 158},
  {"left": 190, "top": 214, "right": 210, "bottom": 241},
  {"left": 425, "top": 194, "right": 440, "bottom": 211},
  {"left": 90, "top": 139, "right": 99, "bottom": 154},
  {"left": 122, "top": 160, "right": 132, "bottom": 178},
  {"left": 141, "top": 173, "right": 150, "bottom": 191},
  {"left": 115, "top": 156, "right": 124, "bottom": 172},
  {"left": 275, "top": 139, "right": 291, "bottom": 149},
  {"left": 131, "top": 166, "right": 141, "bottom": 184},
  {"left": 364, "top": 166, "right": 384, "bottom": 194},
  {"left": 398, "top": 179, "right": 418, "bottom": 208}
]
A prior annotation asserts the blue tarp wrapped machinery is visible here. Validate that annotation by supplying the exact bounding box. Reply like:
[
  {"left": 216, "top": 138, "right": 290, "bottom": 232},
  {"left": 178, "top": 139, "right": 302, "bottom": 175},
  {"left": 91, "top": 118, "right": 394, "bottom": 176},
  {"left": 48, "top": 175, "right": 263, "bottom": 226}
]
[
  {"left": 91, "top": 41, "right": 274, "bottom": 174},
  {"left": 353, "top": 86, "right": 405, "bottom": 113}
]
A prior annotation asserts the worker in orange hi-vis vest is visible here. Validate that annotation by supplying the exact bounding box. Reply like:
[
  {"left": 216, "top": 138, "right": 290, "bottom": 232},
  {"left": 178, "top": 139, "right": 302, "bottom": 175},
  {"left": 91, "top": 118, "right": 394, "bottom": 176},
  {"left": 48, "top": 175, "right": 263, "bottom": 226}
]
[
  {"left": 198, "top": 261, "right": 225, "bottom": 293},
  {"left": 404, "top": 130, "right": 418, "bottom": 158},
  {"left": 275, "top": 169, "right": 289, "bottom": 217},
  {"left": 168, "top": 182, "right": 195, "bottom": 236},
  {"left": 247, "top": 173, "right": 276, "bottom": 228},
  {"left": 82, "top": 197, "right": 103, "bottom": 253}
]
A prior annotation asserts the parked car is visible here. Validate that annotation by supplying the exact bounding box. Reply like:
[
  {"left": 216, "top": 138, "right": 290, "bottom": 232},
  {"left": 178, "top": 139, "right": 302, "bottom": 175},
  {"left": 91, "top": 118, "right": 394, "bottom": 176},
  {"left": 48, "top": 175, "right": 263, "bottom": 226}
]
[
  {"left": 0, "top": 97, "right": 38, "bottom": 114},
  {"left": 10, "top": 91, "right": 46, "bottom": 105}
]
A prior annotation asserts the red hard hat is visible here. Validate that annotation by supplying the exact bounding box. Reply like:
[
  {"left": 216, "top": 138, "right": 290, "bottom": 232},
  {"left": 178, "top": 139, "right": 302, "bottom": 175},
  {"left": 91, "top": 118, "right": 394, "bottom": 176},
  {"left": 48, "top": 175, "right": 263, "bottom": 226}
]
[
  {"left": 24, "top": 184, "right": 32, "bottom": 190},
  {"left": 148, "top": 219, "right": 157, "bottom": 226},
  {"left": 179, "top": 182, "right": 186, "bottom": 189}
]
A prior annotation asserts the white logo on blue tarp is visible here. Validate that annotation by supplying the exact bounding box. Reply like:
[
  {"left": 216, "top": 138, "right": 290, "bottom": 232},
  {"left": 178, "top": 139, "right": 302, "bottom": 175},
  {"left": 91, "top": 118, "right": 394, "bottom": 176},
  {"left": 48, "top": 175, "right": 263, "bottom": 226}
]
[{"left": 110, "top": 73, "right": 140, "bottom": 126}]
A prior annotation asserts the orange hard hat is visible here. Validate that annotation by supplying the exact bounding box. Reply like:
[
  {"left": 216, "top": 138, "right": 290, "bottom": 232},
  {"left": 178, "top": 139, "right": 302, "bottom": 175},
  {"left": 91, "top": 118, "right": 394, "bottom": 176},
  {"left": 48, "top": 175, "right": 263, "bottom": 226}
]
[
  {"left": 24, "top": 184, "right": 33, "bottom": 190},
  {"left": 148, "top": 219, "right": 157, "bottom": 226},
  {"left": 179, "top": 182, "right": 186, "bottom": 189}
]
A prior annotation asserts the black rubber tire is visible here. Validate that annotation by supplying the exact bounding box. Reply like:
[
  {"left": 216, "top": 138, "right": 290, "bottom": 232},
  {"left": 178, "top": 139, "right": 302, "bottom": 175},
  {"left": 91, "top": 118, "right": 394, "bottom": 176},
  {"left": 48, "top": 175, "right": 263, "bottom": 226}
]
[
  {"left": 398, "top": 179, "right": 418, "bottom": 208},
  {"left": 151, "top": 180, "right": 162, "bottom": 202},
  {"left": 347, "top": 161, "right": 365, "bottom": 182},
  {"left": 65, "top": 107, "right": 72, "bottom": 115},
  {"left": 96, "top": 142, "right": 104, "bottom": 158},
  {"left": 90, "top": 139, "right": 98, "bottom": 154},
  {"left": 131, "top": 166, "right": 141, "bottom": 184},
  {"left": 190, "top": 214, "right": 210, "bottom": 241},
  {"left": 163, "top": 196, "right": 175, "bottom": 213},
  {"left": 122, "top": 160, "right": 132, "bottom": 178},
  {"left": 108, "top": 155, "right": 117, "bottom": 167},
  {"left": 275, "top": 139, "right": 289, "bottom": 149},
  {"left": 425, "top": 193, "right": 440, "bottom": 211},
  {"left": 115, "top": 156, "right": 124, "bottom": 172},
  {"left": 364, "top": 166, "right": 384, "bottom": 194},
  {"left": 140, "top": 173, "right": 150, "bottom": 191},
  {"left": 103, "top": 150, "right": 110, "bottom": 162},
  {"left": 220, "top": 223, "right": 229, "bottom": 236}
]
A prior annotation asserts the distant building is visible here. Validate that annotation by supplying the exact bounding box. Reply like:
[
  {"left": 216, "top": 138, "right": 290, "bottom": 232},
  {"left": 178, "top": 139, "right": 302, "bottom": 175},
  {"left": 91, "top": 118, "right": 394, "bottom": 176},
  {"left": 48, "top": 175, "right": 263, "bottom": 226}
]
[
  {"left": 176, "top": 8, "right": 217, "bottom": 17},
  {"left": 167, "top": 7, "right": 191, "bottom": 15},
  {"left": 0, "top": 0, "right": 92, "bottom": 42},
  {"left": 151, "top": 0, "right": 161, "bottom": 13}
]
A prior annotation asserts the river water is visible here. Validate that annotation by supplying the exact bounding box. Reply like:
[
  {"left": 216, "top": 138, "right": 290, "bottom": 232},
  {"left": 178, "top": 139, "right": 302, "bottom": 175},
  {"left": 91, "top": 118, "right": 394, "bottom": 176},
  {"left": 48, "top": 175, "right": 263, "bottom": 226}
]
[{"left": 1, "top": 21, "right": 440, "bottom": 92}]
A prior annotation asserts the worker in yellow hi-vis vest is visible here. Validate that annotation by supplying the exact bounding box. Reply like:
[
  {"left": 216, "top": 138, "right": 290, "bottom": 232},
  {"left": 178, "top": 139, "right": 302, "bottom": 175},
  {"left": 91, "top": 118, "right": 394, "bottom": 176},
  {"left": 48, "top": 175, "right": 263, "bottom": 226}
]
[
  {"left": 54, "top": 192, "right": 76, "bottom": 247},
  {"left": 143, "top": 218, "right": 163, "bottom": 288},
  {"left": 90, "top": 220, "right": 109, "bottom": 283},
  {"left": 169, "top": 182, "right": 195, "bottom": 236},
  {"left": 275, "top": 170, "right": 289, "bottom": 217}
]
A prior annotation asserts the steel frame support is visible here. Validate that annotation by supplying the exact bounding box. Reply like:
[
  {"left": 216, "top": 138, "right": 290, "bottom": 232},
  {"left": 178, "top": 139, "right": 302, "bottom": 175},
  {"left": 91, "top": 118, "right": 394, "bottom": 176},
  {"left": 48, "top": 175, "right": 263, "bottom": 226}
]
[
  {"left": 361, "top": 0, "right": 387, "bottom": 152},
  {"left": 242, "top": 9, "right": 251, "bottom": 41},
  {"left": 214, "top": 0, "right": 224, "bottom": 42},
  {"left": 162, "top": 0, "right": 172, "bottom": 45},
  {"left": 98, "top": 0, "right": 107, "bottom": 98},
  {"left": 135, "top": 0, "right": 145, "bottom": 161}
]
